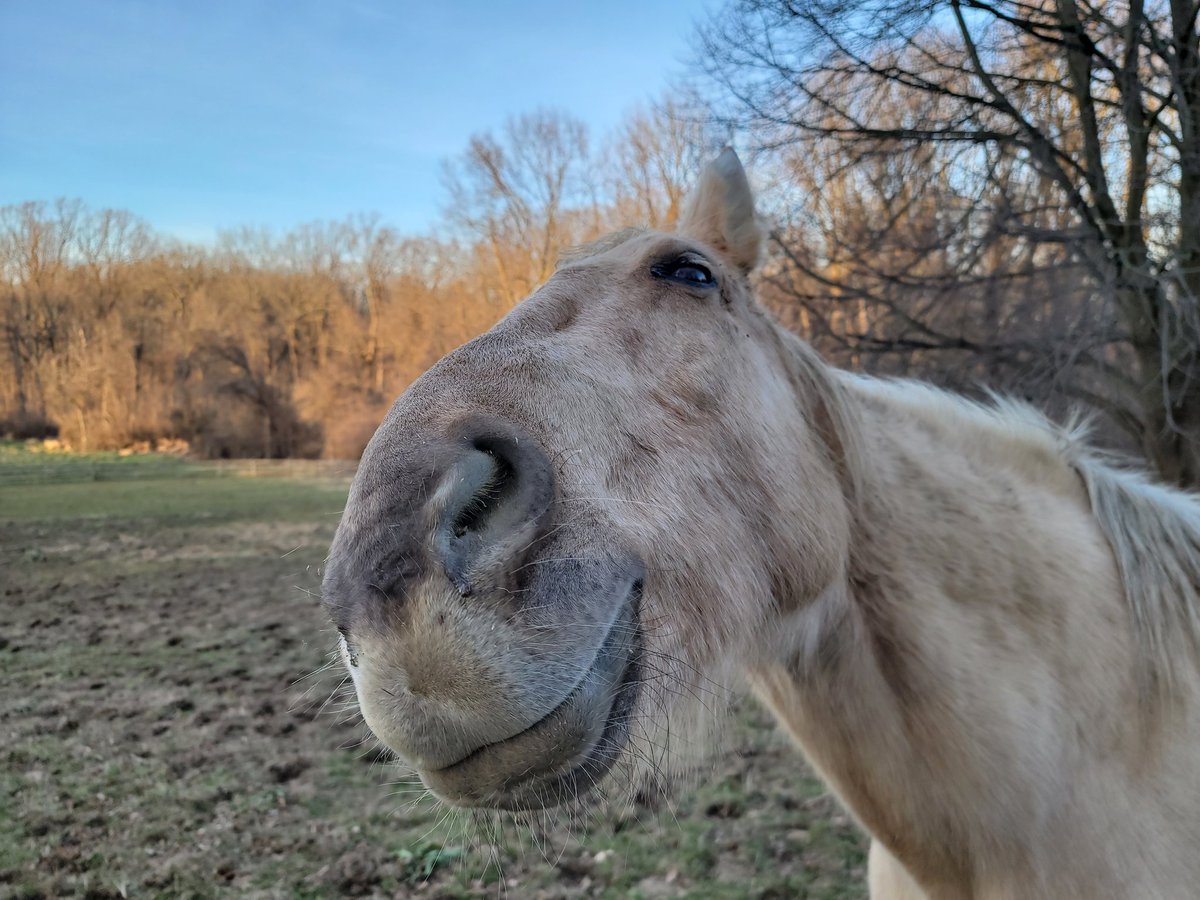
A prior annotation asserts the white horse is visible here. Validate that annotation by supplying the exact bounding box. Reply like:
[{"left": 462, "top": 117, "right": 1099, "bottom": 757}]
[{"left": 323, "top": 149, "right": 1200, "bottom": 898}]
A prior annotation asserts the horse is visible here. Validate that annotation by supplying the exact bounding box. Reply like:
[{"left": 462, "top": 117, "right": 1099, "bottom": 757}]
[{"left": 321, "top": 149, "right": 1200, "bottom": 898}]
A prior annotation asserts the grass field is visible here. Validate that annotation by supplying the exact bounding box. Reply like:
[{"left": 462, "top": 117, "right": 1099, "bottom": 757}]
[{"left": 1, "top": 449, "right": 867, "bottom": 899}]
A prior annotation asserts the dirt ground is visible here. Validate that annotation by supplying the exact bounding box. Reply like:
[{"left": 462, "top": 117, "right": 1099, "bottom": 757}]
[{"left": 1, "top": 472, "right": 867, "bottom": 899}]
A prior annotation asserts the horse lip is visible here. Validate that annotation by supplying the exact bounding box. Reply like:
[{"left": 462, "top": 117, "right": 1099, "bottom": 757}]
[
  {"left": 423, "top": 645, "right": 642, "bottom": 809},
  {"left": 429, "top": 673, "right": 590, "bottom": 775},
  {"left": 417, "top": 578, "right": 643, "bottom": 808}
]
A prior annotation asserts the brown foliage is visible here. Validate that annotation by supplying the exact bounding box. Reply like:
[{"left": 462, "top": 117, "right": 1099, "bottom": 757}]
[
  {"left": 0, "top": 107, "right": 709, "bottom": 458},
  {"left": 0, "top": 202, "right": 481, "bottom": 458}
]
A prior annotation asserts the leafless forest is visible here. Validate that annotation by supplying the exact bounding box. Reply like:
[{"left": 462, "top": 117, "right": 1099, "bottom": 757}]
[{"left": 4, "top": 1, "right": 1199, "bottom": 485}]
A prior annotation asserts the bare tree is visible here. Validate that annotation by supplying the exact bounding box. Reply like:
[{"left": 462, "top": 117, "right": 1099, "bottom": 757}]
[
  {"left": 605, "top": 100, "right": 723, "bottom": 230},
  {"left": 702, "top": 0, "right": 1200, "bottom": 485},
  {"left": 443, "top": 110, "right": 594, "bottom": 305},
  {"left": 343, "top": 214, "right": 401, "bottom": 394},
  {"left": 0, "top": 200, "right": 81, "bottom": 426}
]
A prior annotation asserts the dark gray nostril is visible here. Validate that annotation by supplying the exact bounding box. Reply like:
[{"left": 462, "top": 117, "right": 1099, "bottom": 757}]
[
  {"left": 449, "top": 448, "right": 515, "bottom": 539},
  {"left": 434, "top": 423, "right": 555, "bottom": 596}
]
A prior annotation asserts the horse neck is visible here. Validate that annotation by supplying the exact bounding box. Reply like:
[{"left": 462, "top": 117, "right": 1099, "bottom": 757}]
[{"left": 747, "top": 366, "right": 1136, "bottom": 884}]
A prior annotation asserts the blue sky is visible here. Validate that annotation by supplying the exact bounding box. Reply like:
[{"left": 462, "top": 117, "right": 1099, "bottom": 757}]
[{"left": 0, "top": 1, "right": 714, "bottom": 242}]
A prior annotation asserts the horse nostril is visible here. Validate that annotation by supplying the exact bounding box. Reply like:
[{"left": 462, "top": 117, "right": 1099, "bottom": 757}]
[
  {"left": 434, "top": 422, "right": 555, "bottom": 594},
  {"left": 450, "top": 448, "right": 515, "bottom": 539}
]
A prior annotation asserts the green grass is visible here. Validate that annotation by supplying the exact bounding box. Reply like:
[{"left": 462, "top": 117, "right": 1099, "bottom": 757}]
[
  {"left": 0, "top": 474, "right": 349, "bottom": 521},
  {"left": 0, "top": 443, "right": 351, "bottom": 522},
  {"left": 0, "top": 440, "right": 198, "bottom": 484}
]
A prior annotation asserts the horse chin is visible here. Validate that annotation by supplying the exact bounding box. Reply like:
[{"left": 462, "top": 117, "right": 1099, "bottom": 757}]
[{"left": 417, "top": 584, "right": 643, "bottom": 812}]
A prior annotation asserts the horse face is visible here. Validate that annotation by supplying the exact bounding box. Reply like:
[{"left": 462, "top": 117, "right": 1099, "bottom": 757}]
[{"left": 321, "top": 151, "right": 848, "bottom": 810}]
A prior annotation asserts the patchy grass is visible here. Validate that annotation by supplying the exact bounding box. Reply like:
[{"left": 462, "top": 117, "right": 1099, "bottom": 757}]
[
  {"left": 1, "top": 462, "right": 868, "bottom": 898},
  {"left": 0, "top": 442, "right": 352, "bottom": 522},
  {"left": 0, "top": 475, "right": 350, "bottom": 522},
  {"left": 0, "top": 440, "right": 197, "bottom": 485}
]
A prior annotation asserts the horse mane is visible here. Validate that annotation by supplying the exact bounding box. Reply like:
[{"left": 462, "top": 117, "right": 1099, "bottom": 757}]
[
  {"left": 1074, "top": 452, "right": 1200, "bottom": 701},
  {"left": 801, "top": 358, "right": 1200, "bottom": 706}
]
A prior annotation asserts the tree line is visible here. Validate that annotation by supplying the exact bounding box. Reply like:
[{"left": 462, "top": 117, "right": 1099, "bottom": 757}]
[
  {"left": 4, "top": 1, "right": 1199, "bottom": 487},
  {"left": 1, "top": 106, "right": 715, "bottom": 459}
]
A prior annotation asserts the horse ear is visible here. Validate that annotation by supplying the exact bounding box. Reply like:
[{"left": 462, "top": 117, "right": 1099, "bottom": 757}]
[{"left": 677, "top": 148, "right": 763, "bottom": 274}]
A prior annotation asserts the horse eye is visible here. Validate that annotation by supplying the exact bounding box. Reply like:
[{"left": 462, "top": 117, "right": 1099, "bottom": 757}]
[
  {"left": 652, "top": 257, "right": 716, "bottom": 287},
  {"left": 673, "top": 263, "right": 713, "bottom": 284}
]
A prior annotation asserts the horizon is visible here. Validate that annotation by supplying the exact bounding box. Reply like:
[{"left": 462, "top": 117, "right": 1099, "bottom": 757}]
[{"left": 1, "top": 0, "right": 714, "bottom": 244}]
